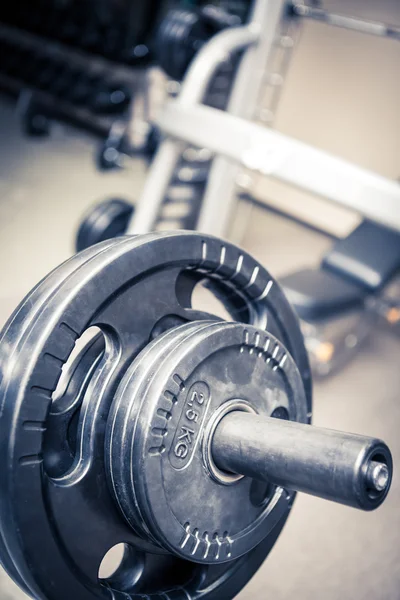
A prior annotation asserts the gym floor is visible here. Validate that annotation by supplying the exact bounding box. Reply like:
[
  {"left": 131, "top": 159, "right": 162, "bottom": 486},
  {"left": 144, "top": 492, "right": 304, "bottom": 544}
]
[{"left": 0, "top": 98, "right": 399, "bottom": 600}]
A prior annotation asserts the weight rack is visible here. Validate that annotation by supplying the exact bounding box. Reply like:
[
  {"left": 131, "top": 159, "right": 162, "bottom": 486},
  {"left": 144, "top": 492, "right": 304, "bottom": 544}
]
[
  {"left": 128, "top": 0, "right": 400, "bottom": 236},
  {"left": 0, "top": 0, "right": 162, "bottom": 154}
]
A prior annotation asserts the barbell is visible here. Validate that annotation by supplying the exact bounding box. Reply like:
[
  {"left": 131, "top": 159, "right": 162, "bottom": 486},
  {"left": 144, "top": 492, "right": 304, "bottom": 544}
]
[{"left": 0, "top": 233, "right": 392, "bottom": 599}]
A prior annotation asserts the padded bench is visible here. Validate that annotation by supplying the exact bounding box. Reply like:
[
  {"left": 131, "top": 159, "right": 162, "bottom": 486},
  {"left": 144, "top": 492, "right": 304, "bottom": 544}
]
[
  {"left": 282, "top": 268, "right": 365, "bottom": 322},
  {"left": 281, "top": 220, "right": 400, "bottom": 323}
]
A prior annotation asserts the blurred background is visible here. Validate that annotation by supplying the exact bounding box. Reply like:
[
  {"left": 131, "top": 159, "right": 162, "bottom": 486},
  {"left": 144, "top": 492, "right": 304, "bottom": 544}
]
[{"left": 0, "top": 0, "right": 399, "bottom": 598}]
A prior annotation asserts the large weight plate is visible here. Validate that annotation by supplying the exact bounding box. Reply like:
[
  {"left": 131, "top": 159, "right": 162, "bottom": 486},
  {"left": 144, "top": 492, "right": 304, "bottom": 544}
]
[{"left": 0, "top": 232, "right": 311, "bottom": 599}]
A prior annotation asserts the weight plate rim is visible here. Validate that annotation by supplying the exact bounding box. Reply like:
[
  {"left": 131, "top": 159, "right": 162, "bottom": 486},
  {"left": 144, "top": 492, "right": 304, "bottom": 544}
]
[{"left": 0, "top": 237, "right": 121, "bottom": 597}]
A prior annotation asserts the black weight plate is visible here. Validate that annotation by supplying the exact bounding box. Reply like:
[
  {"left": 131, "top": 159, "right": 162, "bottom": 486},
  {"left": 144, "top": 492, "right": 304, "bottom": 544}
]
[
  {"left": 154, "top": 13, "right": 171, "bottom": 77},
  {"left": 163, "top": 10, "right": 183, "bottom": 81},
  {"left": 107, "top": 320, "right": 219, "bottom": 544},
  {"left": 156, "top": 10, "right": 178, "bottom": 79},
  {"left": 157, "top": 9, "right": 200, "bottom": 81},
  {"left": 170, "top": 11, "right": 197, "bottom": 81},
  {"left": 0, "top": 232, "right": 311, "bottom": 599},
  {"left": 76, "top": 198, "right": 134, "bottom": 252},
  {"left": 108, "top": 320, "right": 308, "bottom": 563}
]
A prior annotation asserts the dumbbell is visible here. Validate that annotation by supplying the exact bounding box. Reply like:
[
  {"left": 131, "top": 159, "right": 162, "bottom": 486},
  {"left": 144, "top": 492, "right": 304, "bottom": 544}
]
[
  {"left": 67, "top": 73, "right": 129, "bottom": 113},
  {"left": 36, "top": 57, "right": 64, "bottom": 91},
  {"left": 19, "top": 92, "right": 51, "bottom": 137},
  {"left": 67, "top": 72, "right": 103, "bottom": 106},
  {"left": 50, "top": 64, "right": 84, "bottom": 99},
  {"left": 91, "top": 80, "right": 132, "bottom": 114},
  {"left": 0, "top": 232, "right": 392, "bottom": 600},
  {"left": 95, "top": 120, "right": 158, "bottom": 175}
]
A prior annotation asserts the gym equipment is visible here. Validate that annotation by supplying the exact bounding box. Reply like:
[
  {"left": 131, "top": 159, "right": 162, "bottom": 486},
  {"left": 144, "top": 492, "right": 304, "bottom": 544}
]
[
  {"left": 156, "top": 6, "right": 242, "bottom": 81},
  {"left": 0, "top": 0, "right": 161, "bottom": 64},
  {"left": 0, "top": 232, "right": 392, "bottom": 599},
  {"left": 91, "top": 80, "right": 132, "bottom": 114},
  {"left": 290, "top": 2, "right": 400, "bottom": 40},
  {"left": 77, "top": 19, "right": 241, "bottom": 245},
  {"left": 95, "top": 120, "right": 131, "bottom": 171},
  {"left": 0, "top": 31, "right": 134, "bottom": 116},
  {"left": 126, "top": 0, "right": 400, "bottom": 235},
  {"left": 76, "top": 198, "right": 135, "bottom": 252},
  {"left": 0, "top": 2, "right": 158, "bottom": 166},
  {"left": 19, "top": 93, "right": 51, "bottom": 137},
  {"left": 0, "top": 34, "right": 141, "bottom": 160},
  {"left": 75, "top": 6, "right": 241, "bottom": 250},
  {"left": 282, "top": 220, "right": 400, "bottom": 375},
  {"left": 68, "top": 73, "right": 103, "bottom": 106},
  {"left": 112, "top": 0, "right": 399, "bottom": 375}
]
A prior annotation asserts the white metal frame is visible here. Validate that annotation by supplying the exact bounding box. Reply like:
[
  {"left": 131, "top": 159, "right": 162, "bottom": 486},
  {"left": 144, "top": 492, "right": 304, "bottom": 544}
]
[{"left": 128, "top": 0, "right": 400, "bottom": 236}]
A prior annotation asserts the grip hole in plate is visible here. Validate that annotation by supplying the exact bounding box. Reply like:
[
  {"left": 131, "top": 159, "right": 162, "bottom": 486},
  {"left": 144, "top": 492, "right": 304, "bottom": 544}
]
[{"left": 43, "top": 326, "right": 105, "bottom": 478}]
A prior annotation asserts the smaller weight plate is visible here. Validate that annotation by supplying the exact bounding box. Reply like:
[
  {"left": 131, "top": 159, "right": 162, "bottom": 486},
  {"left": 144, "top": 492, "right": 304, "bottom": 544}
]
[
  {"left": 109, "top": 320, "right": 308, "bottom": 564},
  {"left": 76, "top": 198, "right": 134, "bottom": 252}
]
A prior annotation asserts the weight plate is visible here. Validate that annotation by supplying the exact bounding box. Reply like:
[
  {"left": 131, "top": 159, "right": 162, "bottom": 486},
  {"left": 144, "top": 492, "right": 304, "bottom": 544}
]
[
  {"left": 76, "top": 198, "right": 134, "bottom": 252},
  {"left": 109, "top": 320, "right": 308, "bottom": 563},
  {"left": 157, "top": 9, "right": 206, "bottom": 81},
  {"left": 107, "top": 320, "right": 218, "bottom": 545},
  {"left": 173, "top": 11, "right": 204, "bottom": 82},
  {"left": 0, "top": 232, "right": 311, "bottom": 599},
  {"left": 166, "top": 10, "right": 188, "bottom": 82},
  {"left": 157, "top": 10, "right": 178, "bottom": 80}
]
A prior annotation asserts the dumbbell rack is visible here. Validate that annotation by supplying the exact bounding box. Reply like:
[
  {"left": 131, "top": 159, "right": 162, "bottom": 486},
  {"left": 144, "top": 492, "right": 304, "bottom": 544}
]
[{"left": 0, "top": 9, "right": 154, "bottom": 149}]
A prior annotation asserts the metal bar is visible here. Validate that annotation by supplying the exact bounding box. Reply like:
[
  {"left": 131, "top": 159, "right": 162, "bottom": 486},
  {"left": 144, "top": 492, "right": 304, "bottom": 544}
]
[
  {"left": 179, "top": 25, "right": 258, "bottom": 105},
  {"left": 127, "top": 138, "right": 184, "bottom": 233},
  {"left": 212, "top": 411, "right": 392, "bottom": 511},
  {"left": 128, "top": 25, "right": 258, "bottom": 234},
  {"left": 197, "top": 0, "right": 288, "bottom": 236},
  {"left": 0, "top": 22, "right": 141, "bottom": 76},
  {"left": 291, "top": 2, "right": 400, "bottom": 41},
  {"left": 158, "top": 102, "right": 400, "bottom": 232}
]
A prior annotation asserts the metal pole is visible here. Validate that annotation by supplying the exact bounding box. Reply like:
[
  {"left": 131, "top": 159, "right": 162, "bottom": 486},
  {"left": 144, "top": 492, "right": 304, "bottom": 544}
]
[
  {"left": 127, "top": 26, "right": 258, "bottom": 235},
  {"left": 291, "top": 3, "right": 400, "bottom": 41},
  {"left": 197, "top": 0, "right": 288, "bottom": 236},
  {"left": 212, "top": 411, "right": 392, "bottom": 511},
  {"left": 158, "top": 102, "right": 400, "bottom": 233}
]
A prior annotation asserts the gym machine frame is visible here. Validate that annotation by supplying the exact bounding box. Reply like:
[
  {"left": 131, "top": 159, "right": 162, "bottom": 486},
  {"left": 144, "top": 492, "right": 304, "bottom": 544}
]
[{"left": 128, "top": 0, "right": 400, "bottom": 236}]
